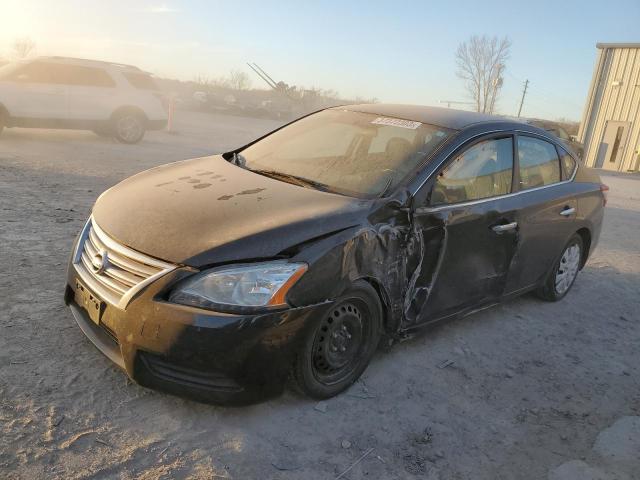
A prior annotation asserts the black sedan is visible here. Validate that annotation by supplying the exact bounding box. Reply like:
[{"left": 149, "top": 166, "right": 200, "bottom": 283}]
[{"left": 65, "top": 104, "right": 606, "bottom": 404}]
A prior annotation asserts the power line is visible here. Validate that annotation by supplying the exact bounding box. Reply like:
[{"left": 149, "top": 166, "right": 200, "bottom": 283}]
[
  {"left": 506, "top": 70, "right": 583, "bottom": 110},
  {"left": 517, "top": 79, "right": 529, "bottom": 117}
]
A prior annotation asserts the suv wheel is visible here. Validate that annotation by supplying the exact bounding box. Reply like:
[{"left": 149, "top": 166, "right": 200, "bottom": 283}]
[
  {"left": 113, "top": 112, "right": 146, "bottom": 144},
  {"left": 292, "top": 281, "right": 382, "bottom": 399}
]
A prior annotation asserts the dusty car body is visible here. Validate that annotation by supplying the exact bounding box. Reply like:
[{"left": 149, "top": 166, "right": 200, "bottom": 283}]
[{"left": 64, "top": 104, "right": 605, "bottom": 404}]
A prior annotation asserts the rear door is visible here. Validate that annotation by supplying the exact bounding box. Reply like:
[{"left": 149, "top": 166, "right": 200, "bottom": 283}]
[
  {"left": 502, "top": 134, "right": 579, "bottom": 295},
  {"left": 408, "top": 134, "right": 520, "bottom": 323},
  {"left": 65, "top": 65, "right": 117, "bottom": 121}
]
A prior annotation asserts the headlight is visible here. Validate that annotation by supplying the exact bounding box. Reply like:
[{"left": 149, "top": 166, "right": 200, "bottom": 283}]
[{"left": 169, "top": 261, "right": 307, "bottom": 309}]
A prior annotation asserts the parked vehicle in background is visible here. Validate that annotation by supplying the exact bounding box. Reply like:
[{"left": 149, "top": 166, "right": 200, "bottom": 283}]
[
  {"left": 0, "top": 56, "right": 167, "bottom": 143},
  {"left": 524, "top": 119, "right": 584, "bottom": 159},
  {"left": 64, "top": 104, "right": 606, "bottom": 404}
]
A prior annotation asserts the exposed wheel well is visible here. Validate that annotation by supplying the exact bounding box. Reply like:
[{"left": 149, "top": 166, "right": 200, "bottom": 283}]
[
  {"left": 110, "top": 106, "right": 148, "bottom": 123},
  {"left": 359, "top": 277, "right": 398, "bottom": 335},
  {"left": 576, "top": 227, "right": 591, "bottom": 269}
]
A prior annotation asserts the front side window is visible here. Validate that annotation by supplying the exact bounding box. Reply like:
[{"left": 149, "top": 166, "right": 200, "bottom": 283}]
[
  {"left": 6, "top": 61, "right": 66, "bottom": 84},
  {"left": 430, "top": 137, "right": 514, "bottom": 205},
  {"left": 517, "top": 136, "right": 560, "bottom": 190},
  {"left": 240, "top": 110, "right": 452, "bottom": 197}
]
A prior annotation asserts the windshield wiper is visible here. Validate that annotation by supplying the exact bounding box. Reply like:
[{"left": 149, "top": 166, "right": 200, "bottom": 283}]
[
  {"left": 249, "top": 169, "right": 334, "bottom": 192},
  {"left": 231, "top": 152, "right": 246, "bottom": 168},
  {"left": 378, "top": 175, "right": 395, "bottom": 198}
]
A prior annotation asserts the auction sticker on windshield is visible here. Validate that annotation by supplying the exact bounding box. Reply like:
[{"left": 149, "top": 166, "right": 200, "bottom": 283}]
[{"left": 371, "top": 117, "right": 422, "bottom": 129}]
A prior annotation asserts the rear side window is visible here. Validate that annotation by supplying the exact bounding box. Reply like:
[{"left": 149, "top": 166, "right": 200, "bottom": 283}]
[
  {"left": 431, "top": 137, "right": 513, "bottom": 205},
  {"left": 63, "top": 65, "right": 115, "bottom": 87},
  {"left": 123, "top": 72, "right": 158, "bottom": 90},
  {"left": 517, "top": 136, "right": 560, "bottom": 190},
  {"left": 559, "top": 147, "right": 577, "bottom": 179}
]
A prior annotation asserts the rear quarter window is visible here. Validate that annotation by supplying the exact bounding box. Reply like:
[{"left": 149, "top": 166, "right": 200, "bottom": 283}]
[
  {"left": 123, "top": 72, "right": 159, "bottom": 90},
  {"left": 558, "top": 147, "right": 577, "bottom": 179}
]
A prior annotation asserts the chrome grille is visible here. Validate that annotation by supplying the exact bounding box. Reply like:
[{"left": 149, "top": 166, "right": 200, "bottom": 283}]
[{"left": 73, "top": 217, "right": 175, "bottom": 308}]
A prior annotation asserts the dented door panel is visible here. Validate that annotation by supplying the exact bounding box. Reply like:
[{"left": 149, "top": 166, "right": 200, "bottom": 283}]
[{"left": 408, "top": 196, "right": 520, "bottom": 324}]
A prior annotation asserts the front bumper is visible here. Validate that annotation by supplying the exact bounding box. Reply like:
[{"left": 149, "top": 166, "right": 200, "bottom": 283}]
[{"left": 64, "top": 263, "right": 332, "bottom": 404}]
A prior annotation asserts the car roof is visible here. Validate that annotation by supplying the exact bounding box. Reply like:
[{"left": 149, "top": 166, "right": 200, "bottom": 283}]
[
  {"left": 334, "top": 103, "right": 505, "bottom": 130},
  {"left": 35, "top": 56, "right": 146, "bottom": 73}
]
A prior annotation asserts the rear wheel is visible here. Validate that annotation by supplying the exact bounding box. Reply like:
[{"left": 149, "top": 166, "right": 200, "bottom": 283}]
[
  {"left": 113, "top": 112, "right": 146, "bottom": 144},
  {"left": 536, "top": 234, "right": 583, "bottom": 301},
  {"left": 292, "top": 281, "right": 382, "bottom": 399}
]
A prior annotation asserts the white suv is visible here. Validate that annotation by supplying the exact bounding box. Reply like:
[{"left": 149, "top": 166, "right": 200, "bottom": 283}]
[{"left": 0, "top": 56, "right": 167, "bottom": 144}]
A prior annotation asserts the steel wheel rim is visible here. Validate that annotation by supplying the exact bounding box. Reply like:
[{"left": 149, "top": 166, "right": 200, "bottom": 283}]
[
  {"left": 555, "top": 243, "right": 581, "bottom": 294},
  {"left": 117, "top": 116, "right": 141, "bottom": 142},
  {"left": 311, "top": 300, "right": 370, "bottom": 386}
]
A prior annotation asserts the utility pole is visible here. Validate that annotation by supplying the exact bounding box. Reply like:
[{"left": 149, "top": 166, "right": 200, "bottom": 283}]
[{"left": 517, "top": 79, "right": 529, "bottom": 117}]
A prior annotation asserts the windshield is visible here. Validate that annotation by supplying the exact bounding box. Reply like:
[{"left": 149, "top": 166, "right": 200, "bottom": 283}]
[{"left": 239, "top": 109, "right": 453, "bottom": 197}]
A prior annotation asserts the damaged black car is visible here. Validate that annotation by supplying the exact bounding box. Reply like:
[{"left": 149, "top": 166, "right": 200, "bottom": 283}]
[{"left": 65, "top": 104, "right": 606, "bottom": 404}]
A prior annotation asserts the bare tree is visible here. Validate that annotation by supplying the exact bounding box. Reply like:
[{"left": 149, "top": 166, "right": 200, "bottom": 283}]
[
  {"left": 455, "top": 35, "right": 511, "bottom": 113},
  {"left": 11, "top": 37, "right": 36, "bottom": 59},
  {"left": 227, "top": 69, "right": 251, "bottom": 91}
]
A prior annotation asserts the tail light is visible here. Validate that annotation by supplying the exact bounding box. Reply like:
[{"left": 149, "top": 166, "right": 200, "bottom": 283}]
[{"left": 600, "top": 183, "right": 609, "bottom": 206}]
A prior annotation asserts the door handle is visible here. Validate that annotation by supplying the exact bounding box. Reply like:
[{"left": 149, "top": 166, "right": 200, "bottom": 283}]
[
  {"left": 560, "top": 207, "right": 576, "bottom": 216},
  {"left": 491, "top": 222, "right": 518, "bottom": 233}
]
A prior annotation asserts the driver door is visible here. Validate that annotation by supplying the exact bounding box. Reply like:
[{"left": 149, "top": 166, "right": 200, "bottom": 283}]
[
  {"left": 407, "top": 134, "right": 520, "bottom": 324},
  {"left": 3, "top": 61, "right": 68, "bottom": 120}
]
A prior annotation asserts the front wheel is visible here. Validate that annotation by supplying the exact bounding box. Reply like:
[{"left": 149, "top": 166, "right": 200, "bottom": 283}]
[
  {"left": 536, "top": 234, "right": 583, "bottom": 301},
  {"left": 113, "top": 113, "right": 146, "bottom": 144},
  {"left": 292, "top": 281, "right": 382, "bottom": 399}
]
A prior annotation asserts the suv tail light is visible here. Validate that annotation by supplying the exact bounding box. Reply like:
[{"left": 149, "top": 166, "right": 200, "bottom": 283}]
[{"left": 600, "top": 183, "right": 609, "bottom": 206}]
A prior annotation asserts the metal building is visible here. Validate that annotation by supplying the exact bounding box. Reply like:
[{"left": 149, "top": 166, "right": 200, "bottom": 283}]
[{"left": 578, "top": 43, "right": 640, "bottom": 172}]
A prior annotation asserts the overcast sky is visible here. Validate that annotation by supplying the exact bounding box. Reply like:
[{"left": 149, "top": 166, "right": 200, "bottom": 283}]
[{"left": 2, "top": 0, "right": 639, "bottom": 121}]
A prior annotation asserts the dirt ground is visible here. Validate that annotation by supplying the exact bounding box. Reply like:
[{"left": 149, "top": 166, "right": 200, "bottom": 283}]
[{"left": 1, "top": 111, "right": 639, "bottom": 480}]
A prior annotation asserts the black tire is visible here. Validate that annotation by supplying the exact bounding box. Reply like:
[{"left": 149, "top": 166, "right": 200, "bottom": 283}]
[
  {"left": 536, "top": 234, "right": 584, "bottom": 302},
  {"left": 292, "top": 281, "right": 382, "bottom": 399},
  {"left": 113, "top": 112, "right": 146, "bottom": 144}
]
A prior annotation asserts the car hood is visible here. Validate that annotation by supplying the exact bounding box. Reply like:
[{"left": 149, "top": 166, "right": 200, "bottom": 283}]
[{"left": 92, "top": 155, "right": 368, "bottom": 267}]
